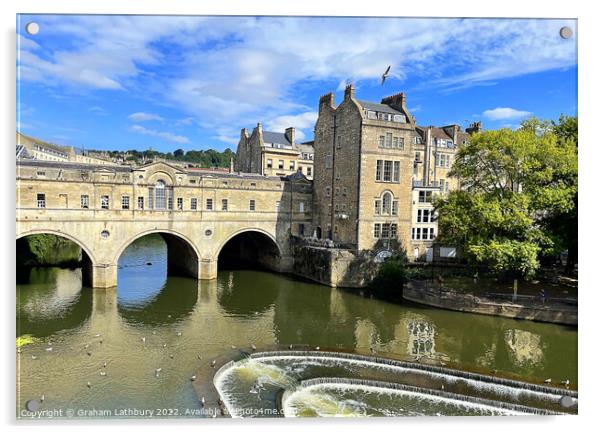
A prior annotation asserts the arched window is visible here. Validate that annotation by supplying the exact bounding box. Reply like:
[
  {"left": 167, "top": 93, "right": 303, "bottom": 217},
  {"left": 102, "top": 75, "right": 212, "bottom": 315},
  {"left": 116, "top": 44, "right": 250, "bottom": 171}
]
[
  {"left": 155, "top": 180, "right": 166, "bottom": 209},
  {"left": 382, "top": 192, "right": 392, "bottom": 215}
]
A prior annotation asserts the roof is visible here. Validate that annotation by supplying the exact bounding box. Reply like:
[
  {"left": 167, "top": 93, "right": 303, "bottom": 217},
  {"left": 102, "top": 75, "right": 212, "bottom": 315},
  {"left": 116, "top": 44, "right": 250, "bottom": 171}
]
[
  {"left": 262, "top": 131, "right": 292, "bottom": 146},
  {"left": 17, "top": 132, "right": 71, "bottom": 154},
  {"left": 294, "top": 142, "right": 315, "bottom": 153},
  {"left": 357, "top": 100, "right": 404, "bottom": 115},
  {"left": 16, "top": 145, "right": 33, "bottom": 159}
]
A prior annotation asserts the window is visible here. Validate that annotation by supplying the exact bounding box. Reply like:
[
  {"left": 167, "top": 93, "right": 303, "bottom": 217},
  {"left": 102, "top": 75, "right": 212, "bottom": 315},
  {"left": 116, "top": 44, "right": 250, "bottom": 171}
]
[
  {"left": 418, "top": 191, "right": 433, "bottom": 203},
  {"left": 249, "top": 199, "right": 256, "bottom": 211},
  {"left": 121, "top": 196, "right": 130, "bottom": 210},
  {"left": 422, "top": 228, "right": 429, "bottom": 240},
  {"left": 267, "top": 159, "right": 273, "bottom": 169},
  {"left": 383, "top": 160, "right": 392, "bottom": 181},
  {"left": 148, "top": 188, "right": 154, "bottom": 209},
  {"left": 222, "top": 199, "right": 228, "bottom": 211},
  {"left": 415, "top": 152, "right": 421, "bottom": 162},
  {"left": 80, "top": 195, "right": 89, "bottom": 209},
  {"left": 37, "top": 171, "right": 46, "bottom": 177},
  {"left": 191, "top": 198, "right": 197, "bottom": 210},
  {"left": 429, "top": 228, "right": 435, "bottom": 239},
  {"left": 392, "top": 201, "right": 399, "bottom": 216},
  {"left": 176, "top": 197, "right": 183, "bottom": 210},
  {"left": 289, "top": 161, "right": 295, "bottom": 170},
  {"left": 276, "top": 201, "right": 281, "bottom": 211},
  {"left": 278, "top": 160, "right": 284, "bottom": 169},
  {"left": 306, "top": 167, "right": 312, "bottom": 176},
  {"left": 374, "top": 200, "right": 381, "bottom": 215},
  {"left": 325, "top": 187, "right": 331, "bottom": 196},
  {"left": 374, "top": 223, "right": 381, "bottom": 238},
  {"left": 299, "top": 202, "right": 305, "bottom": 213},
  {"left": 189, "top": 179, "right": 196, "bottom": 184},
  {"left": 137, "top": 196, "right": 144, "bottom": 209},
  {"left": 366, "top": 110, "right": 377, "bottom": 119},
  {"left": 437, "top": 153, "right": 451, "bottom": 168},
  {"left": 154, "top": 180, "right": 166, "bottom": 209},
  {"left": 342, "top": 187, "right": 347, "bottom": 196},
  {"left": 325, "top": 154, "right": 333, "bottom": 169},
  {"left": 335, "top": 187, "right": 340, "bottom": 195},
  {"left": 393, "top": 161, "right": 400, "bottom": 182},
  {"left": 376, "top": 160, "right": 383, "bottom": 181},
  {"left": 299, "top": 223, "right": 305, "bottom": 236},
  {"left": 390, "top": 224, "right": 398, "bottom": 238},
  {"left": 378, "top": 135, "right": 385, "bottom": 147},
  {"left": 385, "top": 132, "right": 393, "bottom": 148},
  {"left": 382, "top": 192, "right": 392, "bottom": 214},
  {"left": 36, "top": 193, "right": 45, "bottom": 208},
  {"left": 206, "top": 198, "right": 213, "bottom": 210},
  {"left": 381, "top": 223, "right": 390, "bottom": 239},
  {"left": 101, "top": 195, "right": 109, "bottom": 209}
]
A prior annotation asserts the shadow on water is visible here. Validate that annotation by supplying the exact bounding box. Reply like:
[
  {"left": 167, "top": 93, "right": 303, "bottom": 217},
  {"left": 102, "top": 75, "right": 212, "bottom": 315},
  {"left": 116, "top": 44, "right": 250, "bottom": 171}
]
[
  {"left": 16, "top": 267, "right": 92, "bottom": 338},
  {"left": 216, "top": 270, "right": 279, "bottom": 317}
]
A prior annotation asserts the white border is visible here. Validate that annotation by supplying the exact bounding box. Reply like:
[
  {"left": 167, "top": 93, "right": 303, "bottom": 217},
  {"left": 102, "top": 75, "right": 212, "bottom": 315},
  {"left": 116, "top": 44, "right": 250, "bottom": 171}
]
[{"left": 2, "top": 1, "right": 598, "bottom": 434}]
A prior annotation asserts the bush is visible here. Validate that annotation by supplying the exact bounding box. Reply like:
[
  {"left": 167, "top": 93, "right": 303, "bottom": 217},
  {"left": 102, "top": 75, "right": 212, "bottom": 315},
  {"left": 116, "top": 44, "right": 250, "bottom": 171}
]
[{"left": 369, "top": 255, "right": 407, "bottom": 293}]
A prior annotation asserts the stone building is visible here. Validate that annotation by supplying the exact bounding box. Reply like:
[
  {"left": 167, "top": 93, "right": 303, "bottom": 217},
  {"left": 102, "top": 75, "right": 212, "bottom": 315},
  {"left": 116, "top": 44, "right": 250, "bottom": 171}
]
[
  {"left": 311, "top": 84, "right": 476, "bottom": 261},
  {"left": 234, "top": 123, "right": 315, "bottom": 179}
]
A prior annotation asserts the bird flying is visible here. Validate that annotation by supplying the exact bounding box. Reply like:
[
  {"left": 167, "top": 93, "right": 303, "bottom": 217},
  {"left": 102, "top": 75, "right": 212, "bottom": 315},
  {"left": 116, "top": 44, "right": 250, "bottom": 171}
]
[{"left": 381, "top": 65, "right": 391, "bottom": 86}]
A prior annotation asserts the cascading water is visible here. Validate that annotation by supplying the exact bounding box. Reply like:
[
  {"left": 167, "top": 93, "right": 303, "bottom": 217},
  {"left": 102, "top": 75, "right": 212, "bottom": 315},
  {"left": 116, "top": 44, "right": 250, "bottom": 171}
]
[{"left": 213, "top": 351, "right": 577, "bottom": 418}]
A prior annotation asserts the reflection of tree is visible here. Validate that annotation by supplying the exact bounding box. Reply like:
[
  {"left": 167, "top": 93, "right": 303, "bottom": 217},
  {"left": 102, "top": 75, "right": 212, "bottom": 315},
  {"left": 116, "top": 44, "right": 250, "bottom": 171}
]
[
  {"left": 17, "top": 268, "right": 92, "bottom": 338},
  {"left": 504, "top": 329, "right": 544, "bottom": 366}
]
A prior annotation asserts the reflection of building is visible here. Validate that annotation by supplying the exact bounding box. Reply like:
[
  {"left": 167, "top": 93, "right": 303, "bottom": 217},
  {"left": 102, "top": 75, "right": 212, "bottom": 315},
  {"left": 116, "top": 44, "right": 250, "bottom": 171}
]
[
  {"left": 504, "top": 329, "right": 543, "bottom": 366},
  {"left": 406, "top": 320, "right": 436, "bottom": 357},
  {"left": 235, "top": 124, "right": 314, "bottom": 179}
]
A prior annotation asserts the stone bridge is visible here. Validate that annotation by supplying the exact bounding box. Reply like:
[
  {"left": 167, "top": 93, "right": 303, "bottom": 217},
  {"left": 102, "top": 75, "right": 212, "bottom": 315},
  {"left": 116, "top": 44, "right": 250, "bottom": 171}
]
[{"left": 16, "top": 160, "right": 312, "bottom": 287}]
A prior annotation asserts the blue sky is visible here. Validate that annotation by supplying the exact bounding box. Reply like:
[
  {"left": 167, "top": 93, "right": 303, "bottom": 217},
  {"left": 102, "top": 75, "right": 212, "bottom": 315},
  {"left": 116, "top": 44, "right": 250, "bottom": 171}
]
[{"left": 17, "top": 15, "right": 577, "bottom": 152}]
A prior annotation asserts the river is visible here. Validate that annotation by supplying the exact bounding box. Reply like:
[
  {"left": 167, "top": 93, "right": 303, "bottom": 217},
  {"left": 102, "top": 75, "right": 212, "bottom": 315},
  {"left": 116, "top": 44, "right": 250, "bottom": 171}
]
[{"left": 16, "top": 234, "right": 577, "bottom": 418}]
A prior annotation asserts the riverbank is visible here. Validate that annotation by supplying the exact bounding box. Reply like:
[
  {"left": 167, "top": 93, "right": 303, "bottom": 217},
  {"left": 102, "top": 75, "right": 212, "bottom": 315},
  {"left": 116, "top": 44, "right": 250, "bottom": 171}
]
[{"left": 403, "top": 280, "right": 577, "bottom": 326}]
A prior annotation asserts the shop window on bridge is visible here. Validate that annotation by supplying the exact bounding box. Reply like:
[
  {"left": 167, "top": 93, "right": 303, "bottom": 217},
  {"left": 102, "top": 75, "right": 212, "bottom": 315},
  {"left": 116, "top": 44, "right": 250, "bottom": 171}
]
[
  {"left": 101, "top": 195, "right": 110, "bottom": 209},
  {"left": 36, "top": 193, "right": 45, "bottom": 208},
  {"left": 222, "top": 199, "right": 228, "bottom": 211},
  {"left": 121, "top": 195, "right": 130, "bottom": 210},
  {"left": 148, "top": 180, "right": 174, "bottom": 210},
  {"left": 190, "top": 198, "right": 197, "bottom": 210},
  {"left": 137, "top": 196, "right": 144, "bottom": 209},
  {"left": 80, "top": 194, "right": 89, "bottom": 209},
  {"left": 177, "top": 197, "right": 183, "bottom": 210},
  {"left": 206, "top": 198, "right": 213, "bottom": 211},
  {"left": 249, "top": 199, "right": 256, "bottom": 211}
]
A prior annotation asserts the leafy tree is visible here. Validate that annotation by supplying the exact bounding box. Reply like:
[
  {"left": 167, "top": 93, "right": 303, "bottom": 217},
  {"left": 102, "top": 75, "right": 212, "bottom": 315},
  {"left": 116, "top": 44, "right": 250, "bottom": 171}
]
[
  {"left": 173, "top": 148, "right": 185, "bottom": 158},
  {"left": 435, "top": 117, "right": 577, "bottom": 279}
]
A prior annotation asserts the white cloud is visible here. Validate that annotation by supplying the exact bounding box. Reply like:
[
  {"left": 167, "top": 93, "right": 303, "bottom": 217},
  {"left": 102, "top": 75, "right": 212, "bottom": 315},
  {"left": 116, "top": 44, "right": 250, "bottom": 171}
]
[
  {"left": 129, "top": 124, "right": 189, "bottom": 144},
  {"left": 128, "top": 112, "right": 164, "bottom": 122},
  {"left": 18, "top": 16, "right": 576, "bottom": 145},
  {"left": 483, "top": 107, "right": 533, "bottom": 120},
  {"left": 89, "top": 106, "right": 108, "bottom": 116},
  {"left": 265, "top": 111, "right": 318, "bottom": 141}
]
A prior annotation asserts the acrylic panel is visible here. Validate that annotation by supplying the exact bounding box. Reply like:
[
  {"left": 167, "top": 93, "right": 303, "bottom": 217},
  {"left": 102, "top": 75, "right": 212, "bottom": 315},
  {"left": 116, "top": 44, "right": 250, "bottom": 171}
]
[{"left": 16, "top": 15, "right": 578, "bottom": 420}]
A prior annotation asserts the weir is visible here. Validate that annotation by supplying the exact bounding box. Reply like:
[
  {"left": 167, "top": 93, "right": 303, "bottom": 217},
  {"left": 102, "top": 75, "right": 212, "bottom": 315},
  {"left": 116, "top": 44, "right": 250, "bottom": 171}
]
[{"left": 212, "top": 350, "right": 578, "bottom": 418}]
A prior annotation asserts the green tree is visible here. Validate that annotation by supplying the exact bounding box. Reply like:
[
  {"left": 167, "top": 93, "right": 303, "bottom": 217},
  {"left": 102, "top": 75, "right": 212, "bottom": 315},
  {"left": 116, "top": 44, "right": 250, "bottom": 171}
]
[{"left": 435, "top": 118, "right": 577, "bottom": 279}]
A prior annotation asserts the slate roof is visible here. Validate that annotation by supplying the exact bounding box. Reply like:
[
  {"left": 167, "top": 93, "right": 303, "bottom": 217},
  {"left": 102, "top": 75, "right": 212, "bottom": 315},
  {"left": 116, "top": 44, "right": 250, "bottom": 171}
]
[
  {"left": 262, "top": 131, "right": 292, "bottom": 146},
  {"left": 357, "top": 100, "right": 404, "bottom": 115}
]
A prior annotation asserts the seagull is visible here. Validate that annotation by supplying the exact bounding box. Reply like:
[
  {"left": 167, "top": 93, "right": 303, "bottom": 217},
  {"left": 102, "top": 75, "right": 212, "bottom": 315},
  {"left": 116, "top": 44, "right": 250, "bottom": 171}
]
[
  {"left": 315, "top": 346, "right": 320, "bottom": 351},
  {"left": 231, "top": 345, "right": 236, "bottom": 350},
  {"left": 251, "top": 344, "right": 257, "bottom": 351},
  {"left": 544, "top": 378, "right": 552, "bottom": 384},
  {"left": 94, "top": 334, "right": 101, "bottom": 338},
  {"left": 155, "top": 368, "right": 162, "bottom": 378},
  {"left": 40, "top": 394, "right": 45, "bottom": 403},
  {"left": 200, "top": 397, "right": 205, "bottom": 407},
  {"left": 381, "top": 65, "right": 391, "bottom": 86},
  {"left": 289, "top": 344, "right": 293, "bottom": 350},
  {"left": 87, "top": 381, "right": 92, "bottom": 388},
  {"left": 100, "top": 371, "right": 107, "bottom": 376},
  {"left": 561, "top": 379, "right": 570, "bottom": 386},
  {"left": 210, "top": 360, "right": 216, "bottom": 368},
  {"left": 141, "top": 337, "right": 146, "bottom": 344},
  {"left": 176, "top": 332, "right": 182, "bottom": 337},
  {"left": 103, "top": 362, "right": 108, "bottom": 368},
  {"left": 163, "top": 344, "right": 167, "bottom": 348},
  {"left": 45, "top": 347, "right": 53, "bottom": 352},
  {"left": 169, "top": 354, "right": 174, "bottom": 359},
  {"left": 31, "top": 355, "right": 37, "bottom": 360},
  {"left": 152, "top": 331, "right": 157, "bottom": 335},
  {"left": 190, "top": 375, "right": 197, "bottom": 381}
]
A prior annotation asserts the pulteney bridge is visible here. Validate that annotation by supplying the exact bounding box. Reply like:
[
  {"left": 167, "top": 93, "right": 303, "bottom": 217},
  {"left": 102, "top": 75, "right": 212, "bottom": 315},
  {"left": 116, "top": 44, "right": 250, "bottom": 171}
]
[{"left": 16, "top": 160, "right": 312, "bottom": 288}]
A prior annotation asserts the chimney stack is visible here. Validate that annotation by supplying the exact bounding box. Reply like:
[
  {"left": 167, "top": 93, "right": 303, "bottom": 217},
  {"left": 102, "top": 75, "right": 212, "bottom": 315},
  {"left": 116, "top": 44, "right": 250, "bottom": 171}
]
[
  {"left": 466, "top": 121, "right": 482, "bottom": 134},
  {"left": 344, "top": 83, "right": 355, "bottom": 101},
  {"left": 285, "top": 127, "right": 295, "bottom": 145},
  {"left": 319, "top": 92, "right": 335, "bottom": 113}
]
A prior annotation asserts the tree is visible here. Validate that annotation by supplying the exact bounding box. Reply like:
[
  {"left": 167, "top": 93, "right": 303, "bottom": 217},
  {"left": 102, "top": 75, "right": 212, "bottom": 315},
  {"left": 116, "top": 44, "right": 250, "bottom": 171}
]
[
  {"left": 435, "top": 117, "right": 577, "bottom": 279},
  {"left": 174, "top": 148, "right": 185, "bottom": 158}
]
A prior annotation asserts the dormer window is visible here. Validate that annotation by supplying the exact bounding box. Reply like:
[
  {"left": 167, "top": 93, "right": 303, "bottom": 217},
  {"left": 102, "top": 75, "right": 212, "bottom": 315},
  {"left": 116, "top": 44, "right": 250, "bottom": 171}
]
[{"left": 366, "top": 110, "right": 377, "bottom": 119}]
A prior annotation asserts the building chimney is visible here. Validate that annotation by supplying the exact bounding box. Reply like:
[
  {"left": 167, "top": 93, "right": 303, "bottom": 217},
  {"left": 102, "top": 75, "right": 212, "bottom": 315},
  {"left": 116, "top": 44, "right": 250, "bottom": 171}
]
[
  {"left": 319, "top": 92, "right": 335, "bottom": 113},
  {"left": 285, "top": 127, "right": 295, "bottom": 145},
  {"left": 466, "top": 121, "right": 482, "bottom": 134},
  {"left": 344, "top": 83, "right": 355, "bottom": 101},
  {"left": 381, "top": 92, "right": 407, "bottom": 109},
  {"left": 240, "top": 128, "right": 249, "bottom": 140}
]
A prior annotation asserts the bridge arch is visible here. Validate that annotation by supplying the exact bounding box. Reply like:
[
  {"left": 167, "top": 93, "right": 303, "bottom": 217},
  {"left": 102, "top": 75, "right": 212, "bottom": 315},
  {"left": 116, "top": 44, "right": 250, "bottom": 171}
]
[
  {"left": 113, "top": 229, "right": 201, "bottom": 282},
  {"left": 16, "top": 229, "right": 96, "bottom": 287},
  {"left": 215, "top": 228, "right": 283, "bottom": 273}
]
